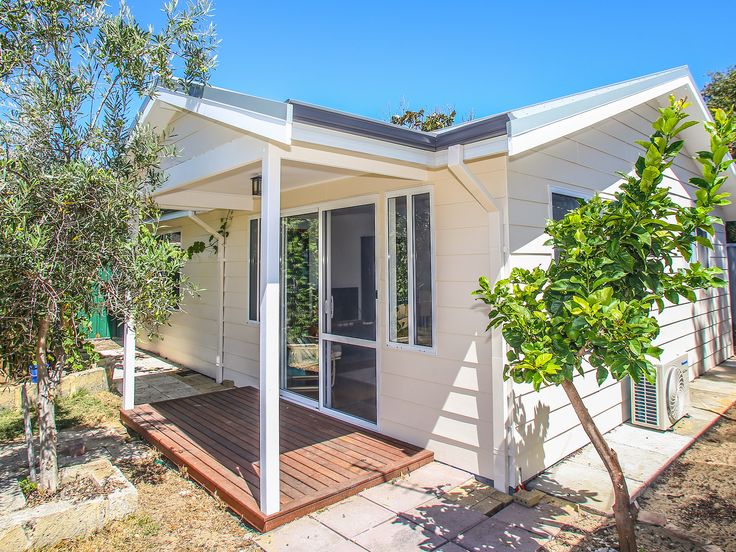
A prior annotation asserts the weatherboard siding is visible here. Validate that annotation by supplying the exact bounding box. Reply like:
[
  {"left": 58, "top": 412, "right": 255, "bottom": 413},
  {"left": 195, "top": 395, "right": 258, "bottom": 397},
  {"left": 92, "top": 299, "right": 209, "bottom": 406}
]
[
  {"left": 506, "top": 98, "right": 733, "bottom": 479},
  {"left": 140, "top": 162, "right": 507, "bottom": 480}
]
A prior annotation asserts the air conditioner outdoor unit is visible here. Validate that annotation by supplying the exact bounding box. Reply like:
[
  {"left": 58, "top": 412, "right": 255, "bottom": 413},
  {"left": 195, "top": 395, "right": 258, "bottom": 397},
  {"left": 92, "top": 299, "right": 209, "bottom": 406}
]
[{"left": 630, "top": 353, "right": 690, "bottom": 431}]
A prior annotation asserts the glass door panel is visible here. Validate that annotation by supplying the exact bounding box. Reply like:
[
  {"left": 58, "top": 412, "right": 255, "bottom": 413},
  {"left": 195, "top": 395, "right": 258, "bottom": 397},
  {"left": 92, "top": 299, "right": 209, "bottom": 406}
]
[
  {"left": 280, "top": 212, "right": 319, "bottom": 402},
  {"left": 323, "top": 342, "right": 377, "bottom": 423},
  {"left": 323, "top": 204, "right": 376, "bottom": 340},
  {"left": 322, "top": 203, "right": 378, "bottom": 424}
]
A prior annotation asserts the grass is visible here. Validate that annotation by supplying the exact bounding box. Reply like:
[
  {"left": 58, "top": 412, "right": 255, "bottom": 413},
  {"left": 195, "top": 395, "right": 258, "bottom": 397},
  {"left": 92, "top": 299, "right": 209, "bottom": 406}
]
[
  {"left": 48, "top": 455, "right": 260, "bottom": 552},
  {"left": 0, "top": 389, "right": 120, "bottom": 442}
]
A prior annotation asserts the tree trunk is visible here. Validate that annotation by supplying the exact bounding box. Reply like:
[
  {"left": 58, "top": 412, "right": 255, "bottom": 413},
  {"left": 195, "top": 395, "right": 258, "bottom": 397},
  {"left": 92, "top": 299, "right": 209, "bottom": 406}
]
[
  {"left": 35, "top": 315, "right": 58, "bottom": 493},
  {"left": 21, "top": 381, "right": 37, "bottom": 482},
  {"left": 561, "top": 379, "right": 637, "bottom": 552}
]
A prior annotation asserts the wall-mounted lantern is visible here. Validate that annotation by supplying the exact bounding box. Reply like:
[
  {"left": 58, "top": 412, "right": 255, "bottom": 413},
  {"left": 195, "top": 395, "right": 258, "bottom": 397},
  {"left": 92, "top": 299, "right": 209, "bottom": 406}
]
[{"left": 251, "top": 175, "right": 262, "bottom": 197}]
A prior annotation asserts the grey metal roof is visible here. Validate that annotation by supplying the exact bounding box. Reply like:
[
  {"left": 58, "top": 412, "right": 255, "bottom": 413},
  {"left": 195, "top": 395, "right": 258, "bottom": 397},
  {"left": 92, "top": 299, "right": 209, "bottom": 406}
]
[
  {"left": 287, "top": 100, "right": 509, "bottom": 151},
  {"left": 165, "top": 66, "right": 693, "bottom": 153},
  {"left": 170, "top": 81, "right": 509, "bottom": 151}
]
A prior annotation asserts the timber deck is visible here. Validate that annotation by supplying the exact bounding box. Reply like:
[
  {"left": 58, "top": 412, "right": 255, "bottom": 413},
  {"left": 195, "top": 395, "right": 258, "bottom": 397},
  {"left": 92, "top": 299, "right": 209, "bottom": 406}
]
[{"left": 120, "top": 386, "right": 433, "bottom": 532}]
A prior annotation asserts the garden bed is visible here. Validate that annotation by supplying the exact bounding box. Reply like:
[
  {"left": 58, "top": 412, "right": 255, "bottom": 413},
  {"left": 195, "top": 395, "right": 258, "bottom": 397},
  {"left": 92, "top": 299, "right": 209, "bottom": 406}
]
[
  {"left": 0, "top": 365, "right": 111, "bottom": 411},
  {"left": 0, "top": 458, "right": 137, "bottom": 551}
]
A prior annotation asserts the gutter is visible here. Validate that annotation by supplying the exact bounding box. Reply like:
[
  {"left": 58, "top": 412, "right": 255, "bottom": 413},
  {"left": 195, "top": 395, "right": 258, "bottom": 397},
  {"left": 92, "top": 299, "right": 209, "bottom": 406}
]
[{"left": 187, "top": 212, "right": 226, "bottom": 384}]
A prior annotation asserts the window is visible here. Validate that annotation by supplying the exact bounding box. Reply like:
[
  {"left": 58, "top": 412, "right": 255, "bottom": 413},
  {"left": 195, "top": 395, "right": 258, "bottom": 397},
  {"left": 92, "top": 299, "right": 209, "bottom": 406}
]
[
  {"left": 159, "top": 231, "right": 182, "bottom": 300},
  {"left": 248, "top": 218, "right": 260, "bottom": 322},
  {"left": 551, "top": 192, "right": 584, "bottom": 260},
  {"left": 693, "top": 228, "right": 710, "bottom": 268},
  {"left": 551, "top": 192, "right": 582, "bottom": 222},
  {"left": 387, "top": 191, "right": 434, "bottom": 349}
]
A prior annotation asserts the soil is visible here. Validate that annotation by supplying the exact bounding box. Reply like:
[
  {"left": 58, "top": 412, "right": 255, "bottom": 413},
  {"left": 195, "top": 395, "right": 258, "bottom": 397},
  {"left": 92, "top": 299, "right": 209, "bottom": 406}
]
[
  {"left": 25, "top": 475, "right": 125, "bottom": 508},
  {"left": 572, "top": 403, "right": 736, "bottom": 552},
  {"left": 48, "top": 452, "right": 260, "bottom": 552}
]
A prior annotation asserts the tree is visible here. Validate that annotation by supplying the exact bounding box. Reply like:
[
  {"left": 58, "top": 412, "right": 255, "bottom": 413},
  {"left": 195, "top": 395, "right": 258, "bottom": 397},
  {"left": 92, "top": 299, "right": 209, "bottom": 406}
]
[
  {"left": 391, "top": 107, "right": 456, "bottom": 131},
  {"left": 702, "top": 66, "right": 736, "bottom": 112},
  {"left": 474, "top": 99, "right": 736, "bottom": 551},
  {"left": 703, "top": 66, "right": 736, "bottom": 156},
  {"left": 0, "top": 0, "right": 217, "bottom": 492}
]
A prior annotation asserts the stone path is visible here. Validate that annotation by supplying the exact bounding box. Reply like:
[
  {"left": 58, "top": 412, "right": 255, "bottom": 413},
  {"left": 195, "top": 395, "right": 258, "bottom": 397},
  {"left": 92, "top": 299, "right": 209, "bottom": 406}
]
[
  {"left": 95, "top": 339, "right": 225, "bottom": 405},
  {"left": 528, "top": 360, "right": 736, "bottom": 514}
]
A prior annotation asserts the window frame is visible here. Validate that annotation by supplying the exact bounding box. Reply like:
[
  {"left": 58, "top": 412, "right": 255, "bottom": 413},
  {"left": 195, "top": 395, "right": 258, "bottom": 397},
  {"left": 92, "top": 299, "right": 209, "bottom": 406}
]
[
  {"left": 548, "top": 186, "right": 592, "bottom": 259},
  {"left": 247, "top": 215, "right": 261, "bottom": 324},
  {"left": 384, "top": 186, "right": 437, "bottom": 354}
]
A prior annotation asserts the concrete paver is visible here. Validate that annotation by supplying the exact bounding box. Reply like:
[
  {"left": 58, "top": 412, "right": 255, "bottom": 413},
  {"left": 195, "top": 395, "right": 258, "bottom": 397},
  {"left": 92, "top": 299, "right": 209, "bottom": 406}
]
[
  {"left": 256, "top": 516, "right": 364, "bottom": 551},
  {"left": 352, "top": 517, "right": 448, "bottom": 552},
  {"left": 310, "top": 494, "right": 396, "bottom": 538},
  {"left": 453, "top": 517, "right": 549, "bottom": 552},
  {"left": 360, "top": 478, "right": 439, "bottom": 513},
  {"left": 399, "top": 494, "right": 489, "bottom": 540}
]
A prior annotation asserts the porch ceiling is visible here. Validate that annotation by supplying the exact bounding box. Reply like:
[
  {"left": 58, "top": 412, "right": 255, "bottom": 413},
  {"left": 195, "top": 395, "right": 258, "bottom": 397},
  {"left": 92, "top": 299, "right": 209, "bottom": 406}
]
[{"left": 154, "top": 160, "right": 367, "bottom": 211}]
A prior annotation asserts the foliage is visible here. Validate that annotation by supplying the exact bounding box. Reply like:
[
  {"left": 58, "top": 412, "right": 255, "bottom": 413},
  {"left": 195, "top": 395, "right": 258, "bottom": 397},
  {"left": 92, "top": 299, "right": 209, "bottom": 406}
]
[
  {"left": 18, "top": 476, "right": 37, "bottom": 497},
  {"left": 474, "top": 98, "right": 735, "bottom": 391},
  {"left": 283, "top": 214, "right": 319, "bottom": 343},
  {"left": 187, "top": 209, "right": 233, "bottom": 257},
  {"left": 703, "top": 66, "right": 736, "bottom": 156},
  {"left": 702, "top": 66, "right": 736, "bottom": 113},
  {"left": 391, "top": 108, "right": 456, "bottom": 131},
  {"left": 0, "top": 0, "right": 217, "bottom": 489}
]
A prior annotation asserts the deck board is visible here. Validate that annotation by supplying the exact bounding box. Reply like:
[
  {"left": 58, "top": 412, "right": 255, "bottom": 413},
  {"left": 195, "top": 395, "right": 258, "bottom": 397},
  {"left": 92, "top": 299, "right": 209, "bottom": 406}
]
[{"left": 121, "top": 386, "right": 433, "bottom": 531}]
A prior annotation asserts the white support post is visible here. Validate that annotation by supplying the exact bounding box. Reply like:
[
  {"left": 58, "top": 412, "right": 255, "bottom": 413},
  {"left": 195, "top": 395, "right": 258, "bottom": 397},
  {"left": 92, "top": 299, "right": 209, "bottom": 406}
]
[
  {"left": 122, "top": 319, "right": 136, "bottom": 411},
  {"left": 259, "top": 146, "right": 281, "bottom": 515}
]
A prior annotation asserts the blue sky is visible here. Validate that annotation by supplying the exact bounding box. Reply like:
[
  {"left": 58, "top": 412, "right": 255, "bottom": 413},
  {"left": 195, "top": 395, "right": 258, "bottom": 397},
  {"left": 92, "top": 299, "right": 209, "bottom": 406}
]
[{"left": 126, "top": 0, "right": 732, "bottom": 122}]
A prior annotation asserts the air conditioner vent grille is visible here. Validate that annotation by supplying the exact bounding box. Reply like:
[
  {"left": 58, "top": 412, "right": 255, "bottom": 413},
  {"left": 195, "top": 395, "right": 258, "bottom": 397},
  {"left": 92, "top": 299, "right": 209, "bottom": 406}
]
[{"left": 633, "top": 379, "right": 658, "bottom": 426}]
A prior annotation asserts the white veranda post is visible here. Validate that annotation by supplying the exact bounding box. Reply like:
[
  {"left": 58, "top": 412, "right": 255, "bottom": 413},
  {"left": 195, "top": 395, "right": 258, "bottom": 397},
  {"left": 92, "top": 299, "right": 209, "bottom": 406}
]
[
  {"left": 122, "top": 319, "right": 136, "bottom": 411},
  {"left": 259, "top": 146, "right": 281, "bottom": 515}
]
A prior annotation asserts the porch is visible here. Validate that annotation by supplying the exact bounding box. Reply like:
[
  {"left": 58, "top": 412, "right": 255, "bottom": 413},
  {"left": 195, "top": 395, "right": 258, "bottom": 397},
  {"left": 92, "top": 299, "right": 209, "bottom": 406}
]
[{"left": 120, "top": 386, "right": 433, "bottom": 532}]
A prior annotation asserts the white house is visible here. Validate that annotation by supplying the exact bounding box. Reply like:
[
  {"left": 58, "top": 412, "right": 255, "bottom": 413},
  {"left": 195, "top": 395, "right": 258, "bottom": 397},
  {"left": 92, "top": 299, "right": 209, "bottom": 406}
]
[{"left": 122, "top": 66, "right": 735, "bottom": 516}]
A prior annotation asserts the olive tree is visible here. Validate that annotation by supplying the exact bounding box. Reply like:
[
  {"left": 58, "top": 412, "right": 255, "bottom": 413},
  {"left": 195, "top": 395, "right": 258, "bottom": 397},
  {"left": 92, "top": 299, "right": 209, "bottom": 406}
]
[
  {"left": 474, "top": 99, "right": 736, "bottom": 551},
  {"left": 0, "top": 0, "right": 217, "bottom": 492}
]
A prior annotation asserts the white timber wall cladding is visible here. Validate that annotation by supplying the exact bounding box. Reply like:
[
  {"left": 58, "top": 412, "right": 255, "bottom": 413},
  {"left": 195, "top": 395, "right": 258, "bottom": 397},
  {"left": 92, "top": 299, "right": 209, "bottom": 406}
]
[
  {"left": 144, "top": 161, "right": 507, "bottom": 480},
  {"left": 506, "top": 98, "right": 733, "bottom": 480},
  {"left": 138, "top": 211, "right": 223, "bottom": 379}
]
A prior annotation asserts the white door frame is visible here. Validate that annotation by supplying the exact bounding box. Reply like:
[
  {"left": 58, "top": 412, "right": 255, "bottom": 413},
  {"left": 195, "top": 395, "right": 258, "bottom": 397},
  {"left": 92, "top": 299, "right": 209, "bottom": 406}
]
[{"left": 278, "top": 194, "right": 381, "bottom": 430}]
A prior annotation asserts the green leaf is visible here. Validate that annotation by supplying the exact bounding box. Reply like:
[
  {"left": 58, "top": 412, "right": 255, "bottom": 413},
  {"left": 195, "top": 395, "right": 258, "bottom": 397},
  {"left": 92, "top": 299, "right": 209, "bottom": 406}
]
[{"left": 535, "top": 353, "right": 553, "bottom": 368}]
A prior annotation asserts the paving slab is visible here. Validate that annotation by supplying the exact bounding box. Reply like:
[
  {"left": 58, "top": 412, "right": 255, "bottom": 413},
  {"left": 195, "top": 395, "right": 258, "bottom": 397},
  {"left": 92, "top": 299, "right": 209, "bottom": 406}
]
[
  {"left": 353, "top": 517, "right": 448, "bottom": 552},
  {"left": 400, "top": 462, "right": 473, "bottom": 495},
  {"left": 453, "top": 517, "right": 549, "bottom": 552},
  {"left": 310, "top": 494, "right": 396, "bottom": 538},
  {"left": 399, "top": 494, "right": 489, "bottom": 540},
  {"left": 528, "top": 462, "right": 642, "bottom": 513},
  {"left": 491, "top": 502, "right": 573, "bottom": 538},
  {"left": 565, "top": 441, "right": 670, "bottom": 482},
  {"left": 604, "top": 423, "right": 691, "bottom": 455},
  {"left": 360, "top": 478, "right": 438, "bottom": 513},
  {"left": 256, "top": 516, "right": 362, "bottom": 551}
]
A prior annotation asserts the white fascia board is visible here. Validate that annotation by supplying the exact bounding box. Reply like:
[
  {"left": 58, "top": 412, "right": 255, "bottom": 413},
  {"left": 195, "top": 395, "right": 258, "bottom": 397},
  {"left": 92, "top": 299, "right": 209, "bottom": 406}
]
[
  {"left": 156, "top": 136, "right": 264, "bottom": 195},
  {"left": 508, "top": 76, "right": 693, "bottom": 156},
  {"left": 291, "top": 122, "right": 437, "bottom": 167},
  {"left": 157, "top": 89, "right": 292, "bottom": 145},
  {"left": 284, "top": 143, "right": 428, "bottom": 181},
  {"left": 462, "top": 135, "right": 509, "bottom": 161},
  {"left": 155, "top": 190, "right": 254, "bottom": 211}
]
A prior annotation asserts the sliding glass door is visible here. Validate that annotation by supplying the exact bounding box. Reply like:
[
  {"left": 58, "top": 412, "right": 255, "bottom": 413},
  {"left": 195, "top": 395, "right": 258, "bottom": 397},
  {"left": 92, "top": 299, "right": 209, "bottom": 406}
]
[{"left": 321, "top": 204, "right": 378, "bottom": 424}]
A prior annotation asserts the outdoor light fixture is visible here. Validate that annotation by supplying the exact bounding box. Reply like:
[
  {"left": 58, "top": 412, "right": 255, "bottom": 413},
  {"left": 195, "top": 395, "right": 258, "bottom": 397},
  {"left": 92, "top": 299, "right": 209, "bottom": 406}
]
[{"left": 251, "top": 175, "right": 262, "bottom": 197}]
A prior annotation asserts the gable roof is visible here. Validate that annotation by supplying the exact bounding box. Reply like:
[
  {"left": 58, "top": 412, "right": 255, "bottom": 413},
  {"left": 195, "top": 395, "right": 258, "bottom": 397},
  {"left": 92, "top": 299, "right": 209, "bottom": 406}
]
[{"left": 142, "top": 66, "right": 726, "bottom": 168}]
